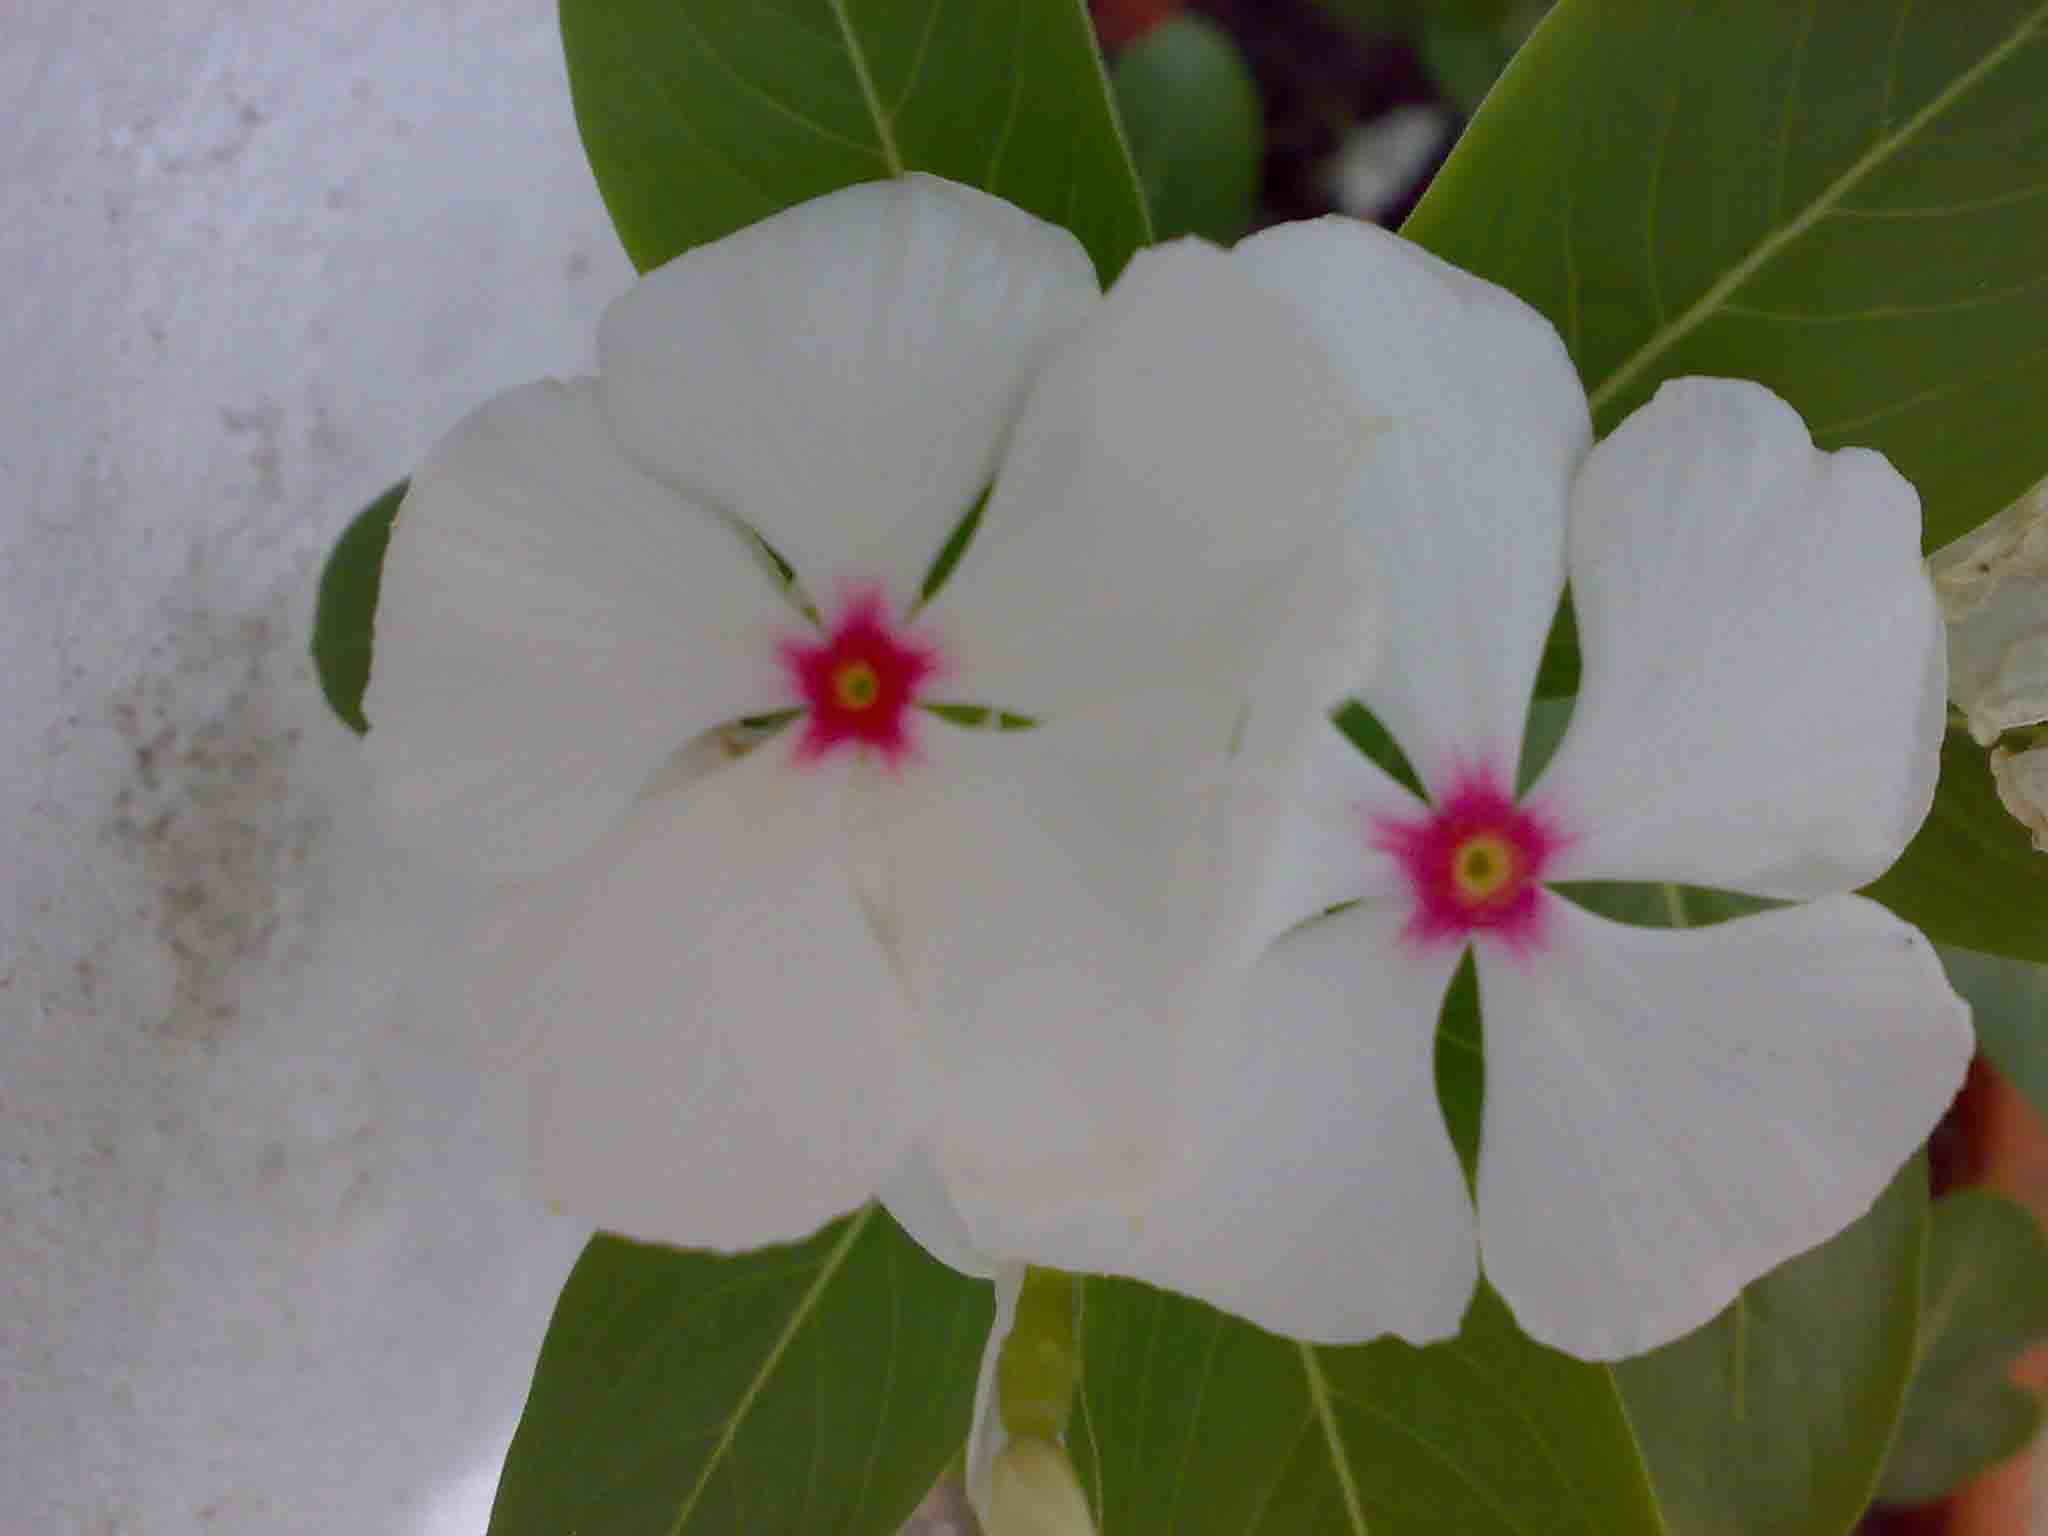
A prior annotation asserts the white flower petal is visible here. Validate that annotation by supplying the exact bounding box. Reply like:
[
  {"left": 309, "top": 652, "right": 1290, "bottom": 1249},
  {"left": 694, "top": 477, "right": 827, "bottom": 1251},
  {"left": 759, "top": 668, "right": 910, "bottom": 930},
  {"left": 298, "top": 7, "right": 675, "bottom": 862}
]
[
  {"left": 880, "top": 1144, "right": 997, "bottom": 1279},
  {"left": 1256, "top": 714, "right": 1421, "bottom": 942},
  {"left": 458, "top": 741, "right": 934, "bottom": 1253},
  {"left": 965, "top": 1263, "right": 1025, "bottom": 1530},
  {"left": 598, "top": 176, "right": 1098, "bottom": 610},
  {"left": 1124, "top": 902, "right": 1476, "bottom": 1345},
  {"left": 1233, "top": 218, "right": 1591, "bottom": 792},
  {"left": 928, "top": 237, "right": 1380, "bottom": 723},
  {"left": 363, "top": 378, "right": 791, "bottom": 879},
  {"left": 864, "top": 691, "right": 1267, "bottom": 1268},
  {"left": 1475, "top": 894, "right": 1971, "bottom": 1360},
  {"left": 1536, "top": 378, "right": 1946, "bottom": 900}
]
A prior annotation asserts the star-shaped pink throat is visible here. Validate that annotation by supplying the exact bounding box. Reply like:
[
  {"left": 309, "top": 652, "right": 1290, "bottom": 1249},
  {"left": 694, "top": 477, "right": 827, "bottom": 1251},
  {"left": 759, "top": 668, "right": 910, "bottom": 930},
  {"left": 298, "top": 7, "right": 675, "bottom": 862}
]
[
  {"left": 1372, "top": 762, "right": 1564, "bottom": 954},
  {"left": 779, "top": 588, "right": 943, "bottom": 769}
]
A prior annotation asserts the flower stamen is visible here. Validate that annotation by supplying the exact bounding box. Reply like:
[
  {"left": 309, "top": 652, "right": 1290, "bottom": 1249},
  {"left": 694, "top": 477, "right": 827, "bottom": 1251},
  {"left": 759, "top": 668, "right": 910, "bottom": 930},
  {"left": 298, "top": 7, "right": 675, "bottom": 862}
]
[
  {"left": 779, "top": 586, "right": 943, "bottom": 768},
  {"left": 833, "top": 660, "right": 881, "bottom": 711},
  {"left": 1373, "top": 763, "right": 1562, "bottom": 952}
]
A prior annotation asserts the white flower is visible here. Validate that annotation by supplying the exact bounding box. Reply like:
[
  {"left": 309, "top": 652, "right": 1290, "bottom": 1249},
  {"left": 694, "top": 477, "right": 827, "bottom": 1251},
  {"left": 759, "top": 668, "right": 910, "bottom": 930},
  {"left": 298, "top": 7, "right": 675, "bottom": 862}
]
[
  {"left": 363, "top": 176, "right": 1378, "bottom": 1258},
  {"left": 897, "top": 218, "right": 1975, "bottom": 1363},
  {"left": 1169, "top": 219, "right": 1975, "bottom": 1360}
]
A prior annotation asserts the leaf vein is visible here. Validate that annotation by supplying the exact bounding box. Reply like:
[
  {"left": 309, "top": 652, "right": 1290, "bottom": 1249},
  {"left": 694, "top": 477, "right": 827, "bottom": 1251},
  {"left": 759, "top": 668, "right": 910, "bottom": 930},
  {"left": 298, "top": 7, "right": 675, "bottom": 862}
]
[
  {"left": 1244, "top": 1410, "right": 1318, "bottom": 1536},
  {"left": 889, "top": 0, "right": 947, "bottom": 118},
  {"left": 825, "top": 0, "right": 905, "bottom": 174},
  {"left": 983, "top": 0, "right": 1029, "bottom": 188},
  {"left": 1720, "top": 266, "right": 2048, "bottom": 323},
  {"left": 1772, "top": 0, "right": 1818, "bottom": 222},
  {"left": 1833, "top": 181, "right": 2048, "bottom": 218},
  {"left": 1164, "top": 1309, "right": 1225, "bottom": 1532},
  {"left": 553, "top": 1256, "right": 827, "bottom": 1470},
  {"left": 669, "top": 4, "right": 887, "bottom": 160},
  {"left": 662, "top": 1205, "right": 877, "bottom": 1536},
  {"left": 1586, "top": 0, "right": 2048, "bottom": 419},
  {"left": 1879, "top": 0, "right": 1919, "bottom": 136},
  {"left": 1443, "top": 1345, "right": 1603, "bottom": 1535},
  {"left": 1325, "top": 1378, "right": 1538, "bottom": 1536},
  {"left": 1298, "top": 1344, "right": 1371, "bottom": 1536},
  {"left": 1812, "top": 368, "right": 1982, "bottom": 438}
]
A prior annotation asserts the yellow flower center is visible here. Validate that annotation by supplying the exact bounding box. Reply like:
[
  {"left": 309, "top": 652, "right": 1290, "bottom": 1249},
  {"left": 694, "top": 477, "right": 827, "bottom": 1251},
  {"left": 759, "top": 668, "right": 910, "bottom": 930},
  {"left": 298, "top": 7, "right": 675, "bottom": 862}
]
[
  {"left": 833, "top": 660, "right": 881, "bottom": 711},
  {"left": 1452, "top": 833, "right": 1518, "bottom": 903}
]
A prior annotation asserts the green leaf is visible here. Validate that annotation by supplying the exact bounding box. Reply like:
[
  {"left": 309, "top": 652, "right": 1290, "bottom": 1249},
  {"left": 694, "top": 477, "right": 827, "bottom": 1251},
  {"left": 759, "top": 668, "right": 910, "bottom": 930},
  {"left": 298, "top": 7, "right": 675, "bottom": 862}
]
[
  {"left": 1865, "top": 730, "right": 2048, "bottom": 964},
  {"left": 559, "top": 0, "right": 1151, "bottom": 282},
  {"left": 1112, "top": 15, "right": 1263, "bottom": 244},
  {"left": 1612, "top": 1155, "right": 1929, "bottom": 1536},
  {"left": 488, "top": 1205, "right": 993, "bottom": 1536},
  {"left": 1418, "top": 16, "right": 1516, "bottom": 117},
  {"left": 1000, "top": 1268, "right": 1082, "bottom": 1442},
  {"left": 1405, "top": 0, "right": 2048, "bottom": 552},
  {"left": 1878, "top": 1189, "right": 2048, "bottom": 1505},
  {"left": 310, "top": 481, "right": 403, "bottom": 735},
  {"left": 1939, "top": 945, "right": 2048, "bottom": 1122},
  {"left": 1072, "top": 1279, "right": 1666, "bottom": 1536}
]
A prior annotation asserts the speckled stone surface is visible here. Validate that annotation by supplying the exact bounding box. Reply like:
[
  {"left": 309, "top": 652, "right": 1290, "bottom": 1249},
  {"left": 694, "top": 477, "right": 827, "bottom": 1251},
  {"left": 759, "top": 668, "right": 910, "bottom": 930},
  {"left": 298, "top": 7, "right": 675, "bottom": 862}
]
[{"left": 2, "top": 4, "right": 626, "bottom": 1530}]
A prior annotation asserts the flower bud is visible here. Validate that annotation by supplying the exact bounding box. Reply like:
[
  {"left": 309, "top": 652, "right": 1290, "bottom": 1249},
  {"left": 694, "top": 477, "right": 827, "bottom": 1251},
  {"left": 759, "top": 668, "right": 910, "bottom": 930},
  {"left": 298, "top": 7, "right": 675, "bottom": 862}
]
[{"left": 986, "top": 1437, "right": 1096, "bottom": 1536}]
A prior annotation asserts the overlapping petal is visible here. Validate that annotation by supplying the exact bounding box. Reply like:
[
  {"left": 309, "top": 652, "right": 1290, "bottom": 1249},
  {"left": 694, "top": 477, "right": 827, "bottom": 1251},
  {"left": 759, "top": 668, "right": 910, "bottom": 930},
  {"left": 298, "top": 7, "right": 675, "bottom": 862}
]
[
  {"left": 1232, "top": 218, "right": 1590, "bottom": 794},
  {"left": 865, "top": 690, "right": 1291, "bottom": 1270},
  {"left": 453, "top": 743, "right": 935, "bottom": 1254},
  {"left": 880, "top": 1145, "right": 996, "bottom": 1280},
  {"left": 363, "top": 378, "right": 792, "bottom": 879},
  {"left": 928, "top": 238, "right": 1379, "bottom": 729},
  {"left": 1253, "top": 717, "right": 1420, "bottom": 943},
  {"left": 597, "top": 176, "right": 1099, "bottom": 611},
  {"left": 1536, "top": 378, "right": 1946, "bottom": 900},
  {"left": 1127, "top": 901, "right": 1476, "bottom": 1345},
  {"left": 1474, "top": 894, "right": 1971, "bottom": 1360}
]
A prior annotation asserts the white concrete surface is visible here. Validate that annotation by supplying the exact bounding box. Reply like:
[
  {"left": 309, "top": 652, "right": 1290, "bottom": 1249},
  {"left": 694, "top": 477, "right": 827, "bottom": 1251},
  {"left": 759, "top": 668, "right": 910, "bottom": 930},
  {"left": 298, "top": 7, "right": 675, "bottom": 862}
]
[{"left": 2, "top": 4, "right": 629, "bottom": 1530}]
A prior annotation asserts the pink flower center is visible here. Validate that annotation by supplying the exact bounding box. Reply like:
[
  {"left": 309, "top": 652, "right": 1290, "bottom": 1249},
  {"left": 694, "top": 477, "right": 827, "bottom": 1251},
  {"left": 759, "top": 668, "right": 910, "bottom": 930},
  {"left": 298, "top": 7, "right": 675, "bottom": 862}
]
[
  {"left": 779, "top": 588, "right": 942, "bottom": 768},
  {"left": 1372, "top": 763, "right": 1562, "bottom": 953}
]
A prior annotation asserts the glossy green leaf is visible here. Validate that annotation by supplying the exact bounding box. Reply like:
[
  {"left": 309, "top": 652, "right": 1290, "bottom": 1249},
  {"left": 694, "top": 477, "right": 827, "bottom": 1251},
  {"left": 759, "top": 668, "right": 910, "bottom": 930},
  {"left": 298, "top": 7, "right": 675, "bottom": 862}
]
[
  {"left": 1865, "top": 731, "right": 2048, "bottom": 964},
  {"left": 559, "top": 0, "right": 1151, "bottom": 282},
  {"left": 488, "top": 1205, "right": 992, "bottom": 1536},
  {"left": 1072, "top": 1279, "right": 1665, "bottom": 1536},
  {"left": 1000, "top": 1268, "right": 1082, "bottom": 1442},
  {"left": 310, "top": 480, "right": 403, "bottom": 735},
  {"left": 1417, "top": 15, "right": 1517, "bottom": 117},
  {"left": 1612, "top": 1155, "right": 1928, "bottom": 1536},
  {"left": 1939, "top": 945, "right": 2048, "bottom": 1122},
  {"left": 1405, "top": 0, "right": 2048, "bottom": 553},
  {"left": 1878, "top": 1190, "right": 2048, "bottom": 1504},
  {"left": 1112, "top": 15, "right": 1263, "bottom": 244}
]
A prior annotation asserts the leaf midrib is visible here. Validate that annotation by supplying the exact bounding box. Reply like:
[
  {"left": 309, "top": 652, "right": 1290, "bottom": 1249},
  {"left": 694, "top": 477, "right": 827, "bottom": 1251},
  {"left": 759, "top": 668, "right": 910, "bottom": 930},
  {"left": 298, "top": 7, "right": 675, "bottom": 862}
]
[
  {"left": 1585, "top": 1, "right": 2048, "bottom": 419},
  {"left": 1298, "top": 1343, "right": 1371, "bottom": 1536},
  {"left": 663, "top": 1205, "right": 877, "bottom": 1535},
  {"left": 825, "top": 0, "right": 906, "bottom": 174}
]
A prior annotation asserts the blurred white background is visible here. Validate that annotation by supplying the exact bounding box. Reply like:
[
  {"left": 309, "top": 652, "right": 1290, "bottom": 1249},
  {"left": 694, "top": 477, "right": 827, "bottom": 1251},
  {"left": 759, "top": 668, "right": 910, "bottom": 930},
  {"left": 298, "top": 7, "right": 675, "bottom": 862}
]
[{"left": 2, "top": 3, "right": 632, "bottom": 1529}]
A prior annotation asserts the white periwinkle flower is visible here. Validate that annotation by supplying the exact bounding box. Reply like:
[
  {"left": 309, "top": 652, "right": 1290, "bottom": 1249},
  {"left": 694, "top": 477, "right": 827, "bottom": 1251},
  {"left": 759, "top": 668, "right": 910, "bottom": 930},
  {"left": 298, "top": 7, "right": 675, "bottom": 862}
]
[
  {"left": 990, "top": 219, "right": 1969, "bottom": 1362},
  {"left": 364, "top": 177, "right": 1377, "bottom": 1259}
]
